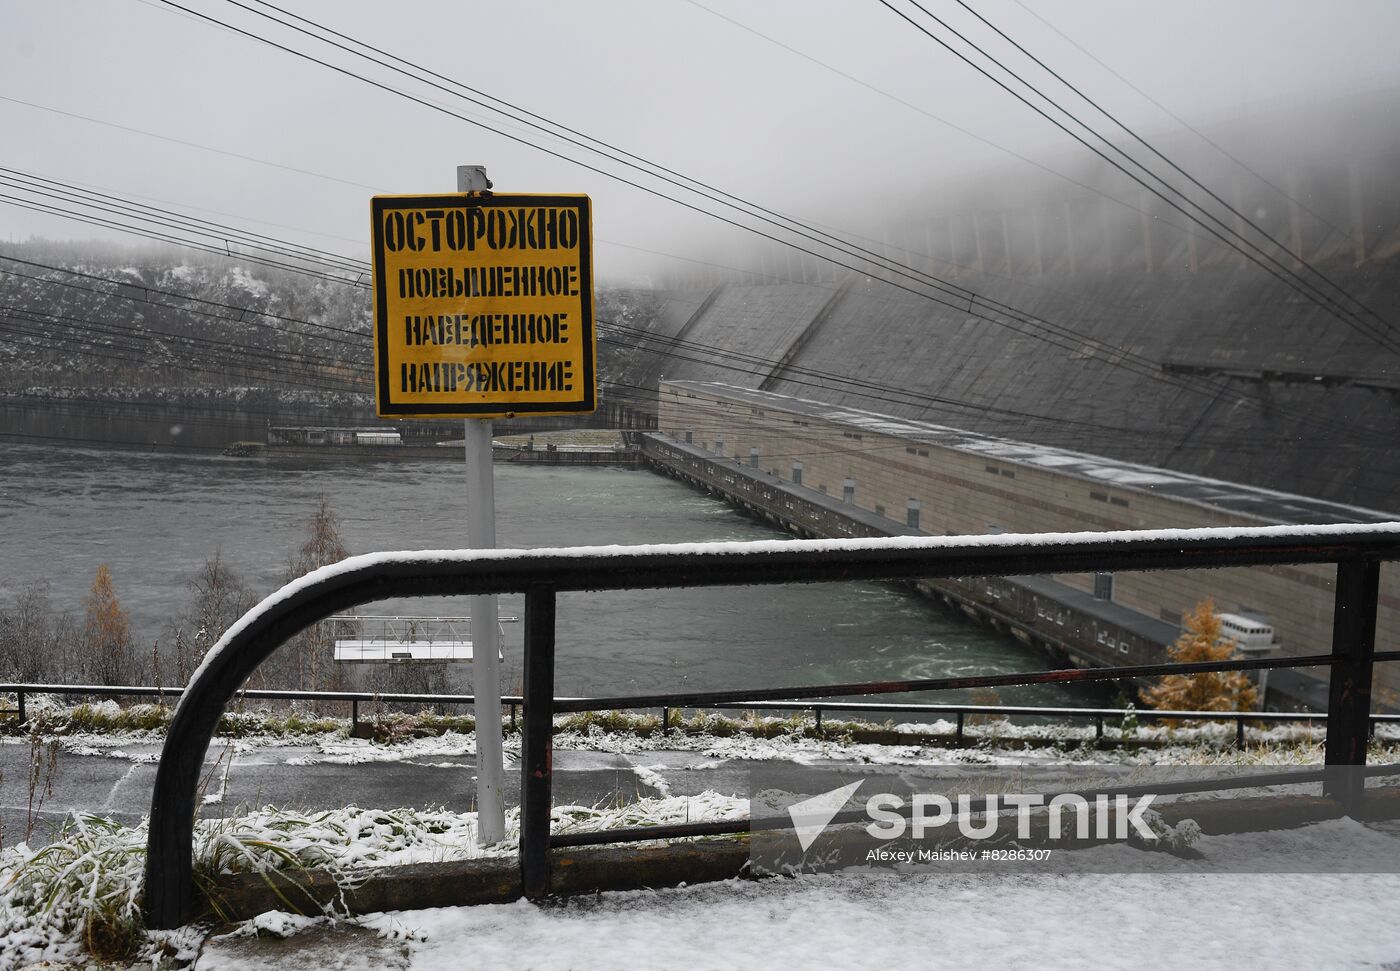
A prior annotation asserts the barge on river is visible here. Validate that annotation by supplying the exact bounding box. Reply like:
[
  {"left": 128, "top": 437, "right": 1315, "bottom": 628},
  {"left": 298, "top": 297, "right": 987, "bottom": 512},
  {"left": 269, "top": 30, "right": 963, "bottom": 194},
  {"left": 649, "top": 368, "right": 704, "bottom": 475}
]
[{"left": 223, "top": 426, "right": 643, "bottom": 466}]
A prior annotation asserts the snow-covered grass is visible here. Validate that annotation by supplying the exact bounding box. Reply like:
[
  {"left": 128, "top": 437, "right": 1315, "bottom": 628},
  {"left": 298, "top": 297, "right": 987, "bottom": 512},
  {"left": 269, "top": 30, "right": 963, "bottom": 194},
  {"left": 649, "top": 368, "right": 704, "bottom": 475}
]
[
  {"left": 4, "top": 698, "right": 362, "bottom": 741},
  {"left": 0, "top": 793, "right": 747, "bottom": 970},
  {"left": 9, "top": 695, "right": 1377, "bottom": 759}
]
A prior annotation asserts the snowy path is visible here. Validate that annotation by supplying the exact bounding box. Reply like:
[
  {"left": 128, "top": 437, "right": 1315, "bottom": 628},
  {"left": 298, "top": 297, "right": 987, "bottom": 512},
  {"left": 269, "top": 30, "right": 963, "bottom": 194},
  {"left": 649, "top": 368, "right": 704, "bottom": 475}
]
[
  {"left": 198, "top": 858, "right": 1400, "bottom": 970},
  {"left": 8, "top": 730, "right": 1400, "bottom": 968}
]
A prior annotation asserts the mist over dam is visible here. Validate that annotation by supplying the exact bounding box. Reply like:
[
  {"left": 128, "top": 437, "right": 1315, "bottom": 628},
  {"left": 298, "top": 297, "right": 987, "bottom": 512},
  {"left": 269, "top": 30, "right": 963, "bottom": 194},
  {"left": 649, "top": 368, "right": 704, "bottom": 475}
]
[{"left": 605, "top": 86, "right": 1400, "bottom": 516}]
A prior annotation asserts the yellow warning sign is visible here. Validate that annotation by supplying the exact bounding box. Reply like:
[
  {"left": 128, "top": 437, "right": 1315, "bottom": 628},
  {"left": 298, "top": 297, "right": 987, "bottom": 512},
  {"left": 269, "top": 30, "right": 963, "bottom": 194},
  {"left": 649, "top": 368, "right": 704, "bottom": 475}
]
[{"left": 370, "top": 193, "right": 595, "bottom": 418}]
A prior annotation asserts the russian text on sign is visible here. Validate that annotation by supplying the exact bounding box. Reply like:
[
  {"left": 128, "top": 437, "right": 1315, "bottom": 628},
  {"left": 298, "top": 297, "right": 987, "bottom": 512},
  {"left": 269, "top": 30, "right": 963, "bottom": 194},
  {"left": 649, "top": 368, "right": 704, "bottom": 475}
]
[{"left": 370, "top": 193, "right": 595, "bottom": 419}]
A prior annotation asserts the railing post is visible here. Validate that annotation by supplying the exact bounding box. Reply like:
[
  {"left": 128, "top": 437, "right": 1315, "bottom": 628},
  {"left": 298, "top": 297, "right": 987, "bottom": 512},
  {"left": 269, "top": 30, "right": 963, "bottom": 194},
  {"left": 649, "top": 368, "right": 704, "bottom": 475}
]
[
  {"left": 351, "top": 699, "right": 359, "bottom": 735},
  {"left": 661, "top": 706, "right": 669, "bottom": 734},
  {"left": 520, "top": 586, "right": 557, "bottom": 899},
  {"left": 1236, "top": 717, "right": 1245, "bottom": 749},
  {"left": 814, "top": 706, "right": 823, "bottom": 735},
  {"left": 1095, "top": 715, "right": 1103, "bottom": 741},
  {"left": 956, "top": 711, "right": 965, "bottom": 745},
  {"left": 16, "top": 690, "right": 25, "bottom": 728},
  {"left": 1323, "top": 558, "right": 1381, "bottom": 812}
]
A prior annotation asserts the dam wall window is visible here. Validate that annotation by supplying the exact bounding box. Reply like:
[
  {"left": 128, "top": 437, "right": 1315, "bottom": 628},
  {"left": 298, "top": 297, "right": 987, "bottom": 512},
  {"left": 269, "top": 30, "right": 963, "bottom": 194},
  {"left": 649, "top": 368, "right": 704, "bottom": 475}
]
[
  {"left": 792, "top": 462, "right": 803, "bottom": 485},
  {"left": 843, "top": 478, "right": 856, "bottom": 503},
  {"left": 685, "top": 428, "right": 693, "bottom": 443},
  {"left": 907, "top": 499, "right": 922, "bottom": 530},
  {"left": 1094, "top": 572, "right": 1115, "bottom": 601},
  {"left": 749, "top": 447, "right": 760, "bottom": 468}
]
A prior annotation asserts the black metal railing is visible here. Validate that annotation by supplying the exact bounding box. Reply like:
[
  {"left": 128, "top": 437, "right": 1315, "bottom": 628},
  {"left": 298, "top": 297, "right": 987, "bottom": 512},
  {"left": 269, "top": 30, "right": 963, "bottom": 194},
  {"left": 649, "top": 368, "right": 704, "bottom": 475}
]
[
  {"left": 10, "top": 681, "right": 1391, "bottom": 748},
  {"left": 139, "top": 523, "right": 1400, "bottom": 928},
  {"left": 8, "top": 681, "right": 1395, "bottom": 750}
]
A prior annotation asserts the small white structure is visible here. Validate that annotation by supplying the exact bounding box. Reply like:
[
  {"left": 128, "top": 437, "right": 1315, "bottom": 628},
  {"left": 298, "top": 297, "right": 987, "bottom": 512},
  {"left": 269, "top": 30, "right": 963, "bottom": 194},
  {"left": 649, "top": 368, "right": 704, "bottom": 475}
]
[
  {"left": 354, "top": 431, "right": 403, "bottom": 447},
  {"left": 1217, "top": 613, "right": 1278, "bottom": 654},
  {"left": 329, "top": 615, "right": 512, "bottom": 663}
]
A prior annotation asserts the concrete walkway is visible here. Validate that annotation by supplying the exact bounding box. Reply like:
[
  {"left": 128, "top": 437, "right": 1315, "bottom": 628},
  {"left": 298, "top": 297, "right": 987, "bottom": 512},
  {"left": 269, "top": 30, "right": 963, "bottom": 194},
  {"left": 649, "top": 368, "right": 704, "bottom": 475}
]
[{"left": 0, "top": 735, "right": 766, "bottom": 847}]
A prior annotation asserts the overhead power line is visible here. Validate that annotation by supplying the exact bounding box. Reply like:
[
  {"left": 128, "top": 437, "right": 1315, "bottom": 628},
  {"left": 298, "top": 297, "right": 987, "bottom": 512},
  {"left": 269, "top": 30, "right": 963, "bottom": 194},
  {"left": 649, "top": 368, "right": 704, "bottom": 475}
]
[
  {"left": 142, "top": 0, "right": 1333, "bottom": 383},
  {"left": 9, "top": 223, "right": 1395, "bottom": 451},
  {"left": 132, "top": 0, "right": 1396, "bottom": 433},
  {"left": 878, "top": 0, "right": 1400, "bottom": 355},
  {"left": 211, "top": 0, "right": 1400, "bottom": 358},
  {"left": 3, "top": 181, "right": 1393, "bottom": 453},
  {"left": 953, "top": 0, "right": 1395, "bottom": 342},
  {"left": 1005, "top": 0, "right": 1366, "bottom": 253}
]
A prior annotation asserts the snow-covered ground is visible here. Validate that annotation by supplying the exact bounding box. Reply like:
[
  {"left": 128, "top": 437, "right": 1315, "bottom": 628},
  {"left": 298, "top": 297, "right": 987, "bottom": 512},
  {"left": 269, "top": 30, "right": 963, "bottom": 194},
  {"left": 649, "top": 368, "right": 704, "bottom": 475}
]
[
  {"left": 199, "top": 827, "right": 1400, "bottom": 971},
  {"left": 5, "top": 720, "right": 1400, "bottom": 969}
]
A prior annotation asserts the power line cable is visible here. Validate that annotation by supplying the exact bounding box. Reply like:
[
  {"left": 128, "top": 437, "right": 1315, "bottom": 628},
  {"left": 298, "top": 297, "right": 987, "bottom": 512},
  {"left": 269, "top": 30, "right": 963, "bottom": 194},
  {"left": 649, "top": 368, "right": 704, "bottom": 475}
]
[
  {"left": 676, "top": 0, "right": 1215, "bottom": 249},
  {"left": 880, "top": 0, "right": 1400, "bottom": 354},
  {"left": 954, "top": 0, "right": 1395, "bottom": 342},
  {"left": 0, "top": 168, "right": 366, "bottom": 275},
  {"left": 0, "top": 93, "right": 382, "bottom": 194},
  {"left": 5, "top": 4, "right": 1285, "bottom": 420},
  {"left": 0, "top": 254, "right": 369, "bottom": 347},
  {"left": 1006, "top": 0, "right": 1367, "bottom": 253},
  {"left": 0, "top": 193, "right": 365, "bottom": 288},
  {"left": 170, "top": 0, "right": 1400, "bottom": 430},
  {"left": 0, "top": 313, "right": 364, "bottom": 393},
  {"left": 229, "top": 0, "right": 1400, "bottom": 356},
  {"left": 161, "top": 0, "right": 1261, "bottom": 372},
  {"left": 6, "top": 216, "right": 1390, "bottom": 450}
]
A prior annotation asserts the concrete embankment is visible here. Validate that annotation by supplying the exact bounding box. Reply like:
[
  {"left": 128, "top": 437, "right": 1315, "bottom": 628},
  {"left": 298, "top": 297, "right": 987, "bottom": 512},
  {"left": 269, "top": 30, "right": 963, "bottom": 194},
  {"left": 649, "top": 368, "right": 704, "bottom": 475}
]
[{"left": 637, "top": 431, "right": 1323, "bottom": 710}]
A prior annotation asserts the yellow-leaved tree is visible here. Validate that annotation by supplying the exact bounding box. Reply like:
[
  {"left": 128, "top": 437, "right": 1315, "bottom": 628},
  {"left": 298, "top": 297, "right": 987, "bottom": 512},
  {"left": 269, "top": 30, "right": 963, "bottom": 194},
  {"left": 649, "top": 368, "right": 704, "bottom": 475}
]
[
  {"left": 1144, "top": 598, "right": 1257, "bottom": 714},
  {"left": 84, "top": 563, "right": 135, "bottom": 685}
]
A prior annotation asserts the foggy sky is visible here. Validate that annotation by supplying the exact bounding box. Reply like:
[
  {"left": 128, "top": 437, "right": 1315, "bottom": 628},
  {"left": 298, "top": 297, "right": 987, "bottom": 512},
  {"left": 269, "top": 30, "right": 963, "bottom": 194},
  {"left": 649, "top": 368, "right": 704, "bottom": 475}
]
[{"left": 3, "top": 0, "right": 1399, "bottom": 284}]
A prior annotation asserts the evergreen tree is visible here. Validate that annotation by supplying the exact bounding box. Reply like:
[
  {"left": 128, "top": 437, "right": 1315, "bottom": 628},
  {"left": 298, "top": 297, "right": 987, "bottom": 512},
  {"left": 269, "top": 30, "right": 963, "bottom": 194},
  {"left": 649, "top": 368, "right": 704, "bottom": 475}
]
[
  {"left": 1144, "top": 598, "right": 1258, "bottom": 715},
  {"left": 83, "top": 564, "right": 135, "bottom": 685}
]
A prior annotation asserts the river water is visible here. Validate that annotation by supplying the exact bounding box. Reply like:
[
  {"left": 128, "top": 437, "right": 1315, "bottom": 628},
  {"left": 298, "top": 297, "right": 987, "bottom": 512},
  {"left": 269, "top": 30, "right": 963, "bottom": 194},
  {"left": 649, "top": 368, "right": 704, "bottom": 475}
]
[{"left": 0, "top": 442, "right": 1107, "bottom": 707}]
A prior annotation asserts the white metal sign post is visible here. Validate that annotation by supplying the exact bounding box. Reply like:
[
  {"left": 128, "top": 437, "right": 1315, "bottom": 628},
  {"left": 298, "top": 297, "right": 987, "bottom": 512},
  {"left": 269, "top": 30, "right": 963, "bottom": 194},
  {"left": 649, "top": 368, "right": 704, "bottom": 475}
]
[
  {"left": 369, "top": 166, "right": 596, "bottom": 848},
  {"left": 458, "top": 164, "right": 506, "bottom": 845}
]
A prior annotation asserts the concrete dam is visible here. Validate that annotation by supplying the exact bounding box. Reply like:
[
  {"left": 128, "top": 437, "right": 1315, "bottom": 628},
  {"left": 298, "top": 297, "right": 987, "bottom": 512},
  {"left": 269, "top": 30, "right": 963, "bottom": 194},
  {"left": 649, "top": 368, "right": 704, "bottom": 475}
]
[
  {"left": 601, "top": 87, "right": 1400, "bottom": 710},
  {"left": 643, "top": 381, "right": 1399, "bottom": 711},
  {"left": 603, "top": 86, "right": 1400, "bottom": 515}
]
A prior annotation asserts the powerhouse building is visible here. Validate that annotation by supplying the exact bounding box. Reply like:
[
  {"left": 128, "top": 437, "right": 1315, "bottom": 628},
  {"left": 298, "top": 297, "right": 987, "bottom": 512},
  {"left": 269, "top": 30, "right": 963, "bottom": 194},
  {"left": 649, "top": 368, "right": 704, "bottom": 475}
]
[{"left": 653, "top": 380, "right": 1399, "bottom": 709}]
